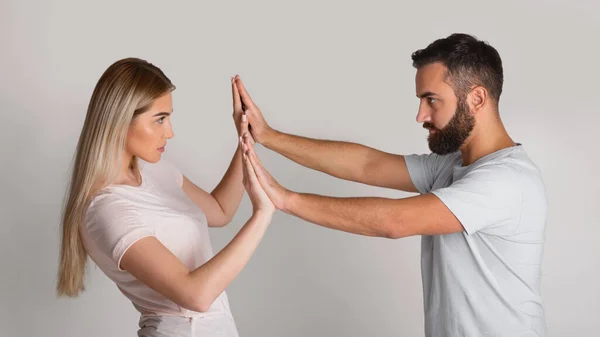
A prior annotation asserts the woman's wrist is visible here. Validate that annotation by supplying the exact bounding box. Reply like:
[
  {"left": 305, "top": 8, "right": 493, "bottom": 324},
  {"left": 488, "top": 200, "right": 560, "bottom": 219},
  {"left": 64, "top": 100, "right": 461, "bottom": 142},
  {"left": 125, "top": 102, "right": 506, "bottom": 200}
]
[{"left": 252, "top": 208, "right": 275, "bottom": 220}]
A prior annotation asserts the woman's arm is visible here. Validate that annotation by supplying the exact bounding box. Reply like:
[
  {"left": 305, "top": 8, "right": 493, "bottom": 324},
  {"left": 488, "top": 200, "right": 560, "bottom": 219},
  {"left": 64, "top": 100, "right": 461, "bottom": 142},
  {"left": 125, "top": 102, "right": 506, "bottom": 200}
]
[
  {"left": 120, "top": 210, "right": 272, "bottom": 312},
  {"left": 182, "top": 78, "right": 249, "bottom": 227},
  {"left": 121, "top": 140, "right": 275, "bottom": 312},
  {"left": 182, "top": 145, "right": 244, "bottom": 227}
]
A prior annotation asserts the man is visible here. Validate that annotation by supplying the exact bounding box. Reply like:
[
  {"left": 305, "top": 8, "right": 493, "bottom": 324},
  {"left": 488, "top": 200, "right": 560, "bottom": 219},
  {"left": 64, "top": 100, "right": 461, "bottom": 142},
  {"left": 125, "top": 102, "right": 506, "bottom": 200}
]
[{"left": 236, "top": 33, "right": 547, "bottom": 336}]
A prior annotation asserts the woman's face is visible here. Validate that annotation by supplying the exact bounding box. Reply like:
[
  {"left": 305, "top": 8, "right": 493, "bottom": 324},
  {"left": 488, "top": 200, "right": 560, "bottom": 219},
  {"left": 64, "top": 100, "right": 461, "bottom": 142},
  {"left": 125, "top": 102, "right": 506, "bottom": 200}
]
[{"left": 126, "top": 92, "right": 174, "bottom": 163}]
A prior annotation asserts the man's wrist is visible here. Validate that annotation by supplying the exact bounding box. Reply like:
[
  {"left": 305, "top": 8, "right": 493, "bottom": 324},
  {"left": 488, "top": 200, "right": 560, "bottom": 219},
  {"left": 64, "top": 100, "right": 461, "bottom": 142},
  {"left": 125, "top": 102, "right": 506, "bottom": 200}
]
[
  {"left": 261, "top": 128, "right": 280, "bottom": 149},
  {"left": 281, "top": 189, "right": 297, "bottom": 214}
]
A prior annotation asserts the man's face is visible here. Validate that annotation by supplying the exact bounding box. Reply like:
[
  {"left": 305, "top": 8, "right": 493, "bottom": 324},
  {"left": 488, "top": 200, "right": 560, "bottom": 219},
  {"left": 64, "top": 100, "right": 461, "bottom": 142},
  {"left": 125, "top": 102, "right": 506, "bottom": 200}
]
[{"left": 415, "top": 62, "right": 475, "bottom": 155}]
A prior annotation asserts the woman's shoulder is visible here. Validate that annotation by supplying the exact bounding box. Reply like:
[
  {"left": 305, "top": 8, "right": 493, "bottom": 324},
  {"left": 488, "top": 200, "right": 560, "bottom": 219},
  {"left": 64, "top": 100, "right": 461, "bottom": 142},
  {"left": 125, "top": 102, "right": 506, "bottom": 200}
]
[{"left": 87, "top": 190, "right": 139, "bottom": 222}]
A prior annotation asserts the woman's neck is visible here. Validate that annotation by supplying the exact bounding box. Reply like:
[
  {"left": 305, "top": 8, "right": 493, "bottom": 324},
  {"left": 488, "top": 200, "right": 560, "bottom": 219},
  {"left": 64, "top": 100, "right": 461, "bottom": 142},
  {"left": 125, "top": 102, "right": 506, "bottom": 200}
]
[{"left": 113, "top": 153, "right": 141, "bottom": 186}]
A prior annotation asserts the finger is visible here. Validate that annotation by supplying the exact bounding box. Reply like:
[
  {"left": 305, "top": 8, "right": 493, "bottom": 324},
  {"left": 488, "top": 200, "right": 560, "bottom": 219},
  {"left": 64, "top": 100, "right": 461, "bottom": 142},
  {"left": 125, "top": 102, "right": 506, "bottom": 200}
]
[
  {"left": 246, "top": 140, "right": 264, "bottom": 166},
  {"left": 239, "top": 136, "right": 245, "bottom": 152},
  {"left": 243, "top": 135, "right": 258, "bottom": 155},
  {"left": 241, "top": 152, "right": 249, "bottom": 186},
  {"left": 244, "top": 152, "right": 262, "bottom": 188},
  {"left": 232, "top": 76, "right": 242, "bottom": 113},
  {"left": 243, "top": 132, "right": 254, "bottom": 148},
  {"left": 240, "top": 137, "right": 249, "bottom": 175},
  {"left": 241, "top": 123, "right": 256, "bottom": 145},
  {"left": 246, "top": 146, "right": 269, "bottom": 183},
  {"left": 236, "top": 78, "right": 255, "bottom": 108},
  {"left": 240, "top": 113, "right": 249, "bottom": 134},
  {"left": 242, "top": 135, "right": 251, "bottom": 151}
]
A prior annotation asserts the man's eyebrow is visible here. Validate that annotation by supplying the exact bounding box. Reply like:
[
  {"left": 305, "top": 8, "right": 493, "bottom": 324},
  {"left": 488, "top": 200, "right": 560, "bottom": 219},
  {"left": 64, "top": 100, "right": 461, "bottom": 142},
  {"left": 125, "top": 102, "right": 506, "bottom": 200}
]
[{"left": 417, "top": 92, "right": 438, "bottom": 98}]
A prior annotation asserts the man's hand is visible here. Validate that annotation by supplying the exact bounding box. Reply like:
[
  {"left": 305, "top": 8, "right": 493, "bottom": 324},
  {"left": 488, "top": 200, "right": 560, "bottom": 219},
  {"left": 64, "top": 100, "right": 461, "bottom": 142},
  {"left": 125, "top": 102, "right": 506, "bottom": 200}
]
[
  {"left": 241, "top": 132, "right": 291, "bottom": 211},
  {"left": 235, "top": 76, "right": 276, "bottom": 145}
]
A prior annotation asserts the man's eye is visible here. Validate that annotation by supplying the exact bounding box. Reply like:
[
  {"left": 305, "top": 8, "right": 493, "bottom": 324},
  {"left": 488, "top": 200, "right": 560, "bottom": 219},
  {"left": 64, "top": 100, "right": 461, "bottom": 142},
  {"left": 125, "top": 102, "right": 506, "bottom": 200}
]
[{"left": 427, "top": 97, "right": 437, "bottom": 104}]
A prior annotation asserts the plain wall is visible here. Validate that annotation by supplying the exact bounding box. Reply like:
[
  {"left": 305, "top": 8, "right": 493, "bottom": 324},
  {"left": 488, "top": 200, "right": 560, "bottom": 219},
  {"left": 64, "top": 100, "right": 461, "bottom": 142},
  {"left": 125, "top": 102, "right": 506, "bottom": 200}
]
[{"left": 1, "top": 0, "right": 598, "bottom": 336}]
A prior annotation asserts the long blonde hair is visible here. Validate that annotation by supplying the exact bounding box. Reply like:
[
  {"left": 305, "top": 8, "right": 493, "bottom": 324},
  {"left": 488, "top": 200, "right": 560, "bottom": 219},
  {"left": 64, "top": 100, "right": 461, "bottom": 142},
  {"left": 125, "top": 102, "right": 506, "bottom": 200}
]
[{"left": 57, "top": 58, "right": 175, "bottom": 297}]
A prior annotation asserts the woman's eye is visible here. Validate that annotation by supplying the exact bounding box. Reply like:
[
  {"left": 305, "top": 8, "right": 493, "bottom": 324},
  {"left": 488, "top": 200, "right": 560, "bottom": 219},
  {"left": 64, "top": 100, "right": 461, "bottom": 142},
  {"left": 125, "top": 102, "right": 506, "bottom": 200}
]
[
  {"left": 427, "top": 97, "right": 437, "bottom": 104},
  {"left": 157, "top": 117, "right": 166, "bottom": 124}
]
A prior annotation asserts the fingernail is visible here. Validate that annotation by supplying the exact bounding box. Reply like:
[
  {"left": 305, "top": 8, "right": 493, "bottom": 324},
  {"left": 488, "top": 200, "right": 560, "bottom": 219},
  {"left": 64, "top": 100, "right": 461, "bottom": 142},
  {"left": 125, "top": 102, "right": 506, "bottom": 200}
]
[{"left": 242, "top": 114, "right": 247, "bottom": 122}]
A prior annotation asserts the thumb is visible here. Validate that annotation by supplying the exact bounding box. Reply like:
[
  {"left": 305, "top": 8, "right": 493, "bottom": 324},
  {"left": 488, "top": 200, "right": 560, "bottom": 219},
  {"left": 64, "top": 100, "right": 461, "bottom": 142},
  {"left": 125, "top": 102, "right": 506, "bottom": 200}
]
[{"left": 240, "top": 113, "right": 249, "bottom": 133}]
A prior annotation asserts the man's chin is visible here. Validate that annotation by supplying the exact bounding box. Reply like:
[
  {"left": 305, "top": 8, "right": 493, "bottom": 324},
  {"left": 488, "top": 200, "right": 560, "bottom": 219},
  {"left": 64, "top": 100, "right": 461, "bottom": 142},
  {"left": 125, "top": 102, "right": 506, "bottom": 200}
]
[{"left": 428, "top": 141, "right": 459, "bottom": 155}]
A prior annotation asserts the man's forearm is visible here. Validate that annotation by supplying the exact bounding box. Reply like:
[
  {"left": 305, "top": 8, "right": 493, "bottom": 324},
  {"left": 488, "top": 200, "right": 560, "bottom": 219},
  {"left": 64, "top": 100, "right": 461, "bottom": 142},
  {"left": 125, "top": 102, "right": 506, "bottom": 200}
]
[
  {"left": 263, "top": 130, "right": 374, "bottom": 183},
  {"left": 283, "top": 191, "right": 402, "bottom": 238}
]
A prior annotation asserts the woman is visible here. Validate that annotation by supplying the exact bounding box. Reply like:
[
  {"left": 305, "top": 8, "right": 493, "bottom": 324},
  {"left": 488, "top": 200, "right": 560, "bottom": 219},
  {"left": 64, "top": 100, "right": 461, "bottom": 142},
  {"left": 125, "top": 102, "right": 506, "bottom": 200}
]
[{"left": 57, "top": 58, "right": 273, "bottom": 336}]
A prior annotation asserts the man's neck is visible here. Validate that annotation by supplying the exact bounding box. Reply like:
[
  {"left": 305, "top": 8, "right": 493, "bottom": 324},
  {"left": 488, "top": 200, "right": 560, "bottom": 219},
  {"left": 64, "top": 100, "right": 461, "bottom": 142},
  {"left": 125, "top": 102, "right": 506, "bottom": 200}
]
[{"left": 459, "top": 120, "right": 515, "bottom": 166}]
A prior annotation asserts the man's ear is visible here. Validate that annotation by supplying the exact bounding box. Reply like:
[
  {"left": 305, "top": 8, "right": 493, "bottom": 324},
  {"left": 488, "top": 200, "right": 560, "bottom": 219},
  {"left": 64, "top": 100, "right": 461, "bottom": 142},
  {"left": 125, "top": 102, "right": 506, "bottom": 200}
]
[{"left": 468, "top": 86, "right": 488, "bottom": 113}]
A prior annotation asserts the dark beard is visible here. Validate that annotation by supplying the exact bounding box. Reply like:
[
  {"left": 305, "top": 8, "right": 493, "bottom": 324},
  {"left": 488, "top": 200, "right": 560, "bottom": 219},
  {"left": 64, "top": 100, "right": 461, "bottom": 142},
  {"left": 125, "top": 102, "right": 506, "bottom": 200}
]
[{"left": 424, "top": 99, "right": 475, "bottom": 155}]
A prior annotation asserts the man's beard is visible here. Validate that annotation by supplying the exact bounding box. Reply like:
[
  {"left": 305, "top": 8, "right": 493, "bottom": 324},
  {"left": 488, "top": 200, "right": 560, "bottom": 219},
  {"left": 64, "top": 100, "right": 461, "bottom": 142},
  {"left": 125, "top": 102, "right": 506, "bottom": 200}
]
[{"left": 423, "top": 99, "right": 475, "bottom": 155}]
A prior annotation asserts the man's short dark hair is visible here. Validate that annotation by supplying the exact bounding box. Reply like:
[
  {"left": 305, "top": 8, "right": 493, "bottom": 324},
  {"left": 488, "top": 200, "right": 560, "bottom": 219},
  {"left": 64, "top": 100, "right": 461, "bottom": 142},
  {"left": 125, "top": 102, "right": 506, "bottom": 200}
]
[{"left": 412, "top": 33, "right": 504, "bottom": 104}]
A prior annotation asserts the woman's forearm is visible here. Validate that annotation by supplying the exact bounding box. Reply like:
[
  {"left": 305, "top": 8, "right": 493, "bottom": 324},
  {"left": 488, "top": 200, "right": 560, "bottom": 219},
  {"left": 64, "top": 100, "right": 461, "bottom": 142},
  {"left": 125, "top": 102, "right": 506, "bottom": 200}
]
[
  {"left": 210, "top": 146, "right": 245, "bottom": 220},
  {"left": 188, "top": 210, "right": 272, "bottom": 311}
]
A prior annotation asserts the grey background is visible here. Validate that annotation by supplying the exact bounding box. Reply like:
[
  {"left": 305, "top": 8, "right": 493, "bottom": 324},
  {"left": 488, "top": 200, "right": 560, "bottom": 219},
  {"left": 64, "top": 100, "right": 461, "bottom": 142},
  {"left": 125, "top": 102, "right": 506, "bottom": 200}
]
[{"left": 1, "top": 0, "right": 598, "bottom": 336}]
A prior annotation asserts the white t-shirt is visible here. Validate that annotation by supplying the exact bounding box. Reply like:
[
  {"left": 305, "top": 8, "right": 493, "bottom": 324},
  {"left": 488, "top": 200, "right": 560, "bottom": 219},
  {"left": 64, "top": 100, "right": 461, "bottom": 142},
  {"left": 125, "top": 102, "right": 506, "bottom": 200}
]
[
  {"left": 405, "top": 144, "right": 547, "bottom": 337},
  {"left": 80, "top": 158, "right": 237, "bottom": 329}
]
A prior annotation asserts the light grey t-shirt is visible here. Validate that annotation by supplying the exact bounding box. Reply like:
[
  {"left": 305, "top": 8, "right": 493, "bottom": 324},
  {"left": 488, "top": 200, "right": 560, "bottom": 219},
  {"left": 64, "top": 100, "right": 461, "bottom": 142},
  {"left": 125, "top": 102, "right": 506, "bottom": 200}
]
[{"left": 405, "top": 144, "right": 547, "bottom": 337}]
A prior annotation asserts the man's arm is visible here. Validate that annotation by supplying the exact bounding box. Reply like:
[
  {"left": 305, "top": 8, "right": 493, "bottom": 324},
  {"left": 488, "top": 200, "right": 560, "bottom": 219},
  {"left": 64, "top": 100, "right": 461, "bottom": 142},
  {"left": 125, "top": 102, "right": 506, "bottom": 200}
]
[
  {"left": 234, "top": 77, "right": 418, "bottom": 193},
  {"left": 240, "top": 135, "right": 463, "bottom": 238},
  {"left": 263, "top": 131, "right": 419, "bottom": 193},
  {"left": 283, "top": 192, "right": 463, "bottom": 238}
]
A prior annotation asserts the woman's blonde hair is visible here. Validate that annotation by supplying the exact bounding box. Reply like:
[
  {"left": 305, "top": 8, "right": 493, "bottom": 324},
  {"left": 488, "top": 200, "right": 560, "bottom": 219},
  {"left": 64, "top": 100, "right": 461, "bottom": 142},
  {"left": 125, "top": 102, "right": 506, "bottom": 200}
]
[{"left": 57, "top": 58, "right": 175, "bottom": 297}]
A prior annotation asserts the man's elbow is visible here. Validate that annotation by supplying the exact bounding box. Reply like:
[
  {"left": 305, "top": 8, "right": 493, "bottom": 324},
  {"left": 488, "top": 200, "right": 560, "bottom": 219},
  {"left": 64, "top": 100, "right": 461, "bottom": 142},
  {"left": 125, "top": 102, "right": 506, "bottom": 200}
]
[{"left": 382, "top": 219, "right": 411, "bottom": 239}]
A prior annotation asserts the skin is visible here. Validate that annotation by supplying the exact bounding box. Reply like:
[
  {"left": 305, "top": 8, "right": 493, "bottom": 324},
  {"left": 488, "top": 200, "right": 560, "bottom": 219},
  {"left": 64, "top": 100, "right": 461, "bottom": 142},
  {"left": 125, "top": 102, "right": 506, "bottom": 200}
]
[
  {"left": 116, "top": 83, "right": 246, "bottom": 227},
  {"left": 234, "top": 61, "right": 515, "bottom": 239},
  {"left": 117, "top": 77, "right": 275, "bottom": 313}
]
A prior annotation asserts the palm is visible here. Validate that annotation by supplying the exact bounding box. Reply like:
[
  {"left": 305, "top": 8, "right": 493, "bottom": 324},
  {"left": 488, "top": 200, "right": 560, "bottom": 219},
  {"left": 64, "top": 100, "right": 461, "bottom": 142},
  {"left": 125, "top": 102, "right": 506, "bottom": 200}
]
[
  {"left": 242, "top": 136, "right": 287, "bottom": 211},
  {"left": 241, "top": 145, "right": 273, "bottom": 212},
  {"left": 234, "top": 77, "right": 272, "bottom": 144}
]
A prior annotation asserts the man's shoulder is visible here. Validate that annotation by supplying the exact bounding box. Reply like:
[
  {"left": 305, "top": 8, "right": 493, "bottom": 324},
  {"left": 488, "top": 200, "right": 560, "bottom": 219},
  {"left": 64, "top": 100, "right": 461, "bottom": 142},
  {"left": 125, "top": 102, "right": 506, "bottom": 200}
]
[
  {"left": 464, "top": 150, "right": 546, "bottom": 198},
  {"left": 478, "top": 147, "right": 542, "bottom": 181}
]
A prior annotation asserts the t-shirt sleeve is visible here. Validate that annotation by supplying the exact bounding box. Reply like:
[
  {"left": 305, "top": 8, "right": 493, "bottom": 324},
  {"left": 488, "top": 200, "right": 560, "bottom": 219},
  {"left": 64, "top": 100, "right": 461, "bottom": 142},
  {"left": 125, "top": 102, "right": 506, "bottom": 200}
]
[
  {"left": 431, "top": 164, "right": 522, "bottom": 235},
  {"left": 404, "top": 152, "right": 457, "bottom": 194},
  {"left": 85, "top": 196, "right": 154, "bottom": 271}
]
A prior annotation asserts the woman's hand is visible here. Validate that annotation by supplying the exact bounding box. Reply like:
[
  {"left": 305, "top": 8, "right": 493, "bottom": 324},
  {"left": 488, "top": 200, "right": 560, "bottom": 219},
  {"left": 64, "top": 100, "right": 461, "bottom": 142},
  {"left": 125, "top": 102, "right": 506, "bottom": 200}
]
[
  {"left": 232, "top": 75, "right": 255, "bottom": 144},
  {"left": 241, "top": 134, "right": 291, "bottom": 212},
  {"left": 240, "top": 134, "right": 274, "bottom": 214}
]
